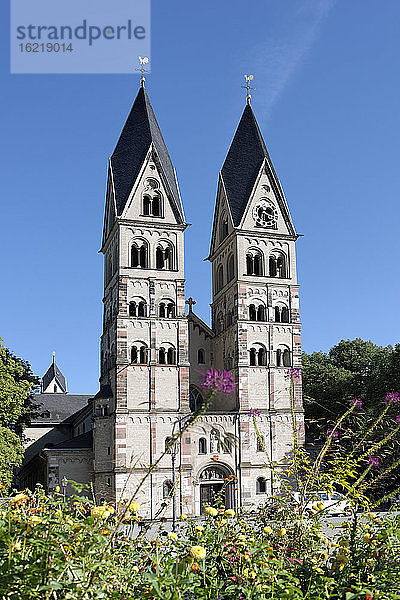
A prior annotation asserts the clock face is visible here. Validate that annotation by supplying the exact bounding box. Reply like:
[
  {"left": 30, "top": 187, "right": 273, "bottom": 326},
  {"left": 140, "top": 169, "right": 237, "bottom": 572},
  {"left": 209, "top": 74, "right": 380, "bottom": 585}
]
[{"left": 252, "top": 199, "right": 278, "bottom": 228}]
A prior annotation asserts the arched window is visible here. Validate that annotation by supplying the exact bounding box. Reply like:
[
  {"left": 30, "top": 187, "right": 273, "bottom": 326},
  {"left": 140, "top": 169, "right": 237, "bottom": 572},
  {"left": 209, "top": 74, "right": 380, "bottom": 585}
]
[
  {"left": 156, "top": 243, "right": 174, "bottom": 270},
  {"left": 129, "top": 302, "right": 137, "bottom": 317},
  {"left": 249, "top": 304, "right": 257, "bottom": 321},
  {"left": 139, "top": 346, "right": 147, "bottom": 364},
  {"left": 283, "top": 348, "right": 291, "bottom": 367},
  {"left": 131, "top": 343, "right": 148, "bottom": 364},
  {"left": 256, "top": 477, "right": 267, "bottom": 494},
  {"left": 257, "top": 435, "right": 264, "bottom": 452},
  {"left": 274, "top": 306, "right": 281, "bottom": 322},
  {"left": 249, "top": 348, "right": 256, "bottom": 366},
  {"left": 199, "top": 438, "right": 207, "bottom": 454},
  {"left": 131, "top": 346, "right": 138, "bottom": 363},
  {"left": 138, "top": 301, "right": 146, "bottom": 317},
  {"left": 276, "top": 349, "right": 282, "bottom": 367},
  {"left": 217, "top": 265, "right": 224, "bottom": 292},
  {"left": 189, "top": 385, "right": 203, "bottom": 412},
  {"left": 159, "top": 303, "right": 166, "bottom": 318},
  {"left": 198, "top": 349, "right": 205, "bottom": 364},
  {"left": 258, "top": 347, "right": 266, "bottom": 366},
  {"left": 246, "top": 250, "right": 263, "bottom": 276},
  {"left": 167, "top": 303, "right": 175, "bottom": 318},
  {"left": 249, "top": 344, "right": 268, "bottom": 367},
  {"left": 269, "top": 252, "right": 287, "bottom": 278},
  {"left": 167, "top": 347, "right": 176, "bottom": 365},
  {"left": 159, "top": 348, "right": 166, "bottom": 364},
  {"left": 257, "top": 305, "right": 266, "bottom": 322},
  {"left": 163, "top": 480, "right": 173, "bottom": 499},
  {"left": 131, "top": 240, "right": 148, "bottom": 268},
  {"left": 281, "top": 307, "right": 290, "bottom": 323},
  {"left": 152, "top": 195, "right": 160, "bottom": 217},
  {"left": 142, "top": 179, "right": 163, "bottom": 217},
  {"left": 227, "top": 254, "right": 235, "bottom": 282},
  {"left": 143, "top": 195, "right": 151, "bottom": 216},
  {"left": 159, "top": 300, "right": 175, "bottom": 318},
  {"left": 216, "top": 312, "right": 224, "bottom": 334}
]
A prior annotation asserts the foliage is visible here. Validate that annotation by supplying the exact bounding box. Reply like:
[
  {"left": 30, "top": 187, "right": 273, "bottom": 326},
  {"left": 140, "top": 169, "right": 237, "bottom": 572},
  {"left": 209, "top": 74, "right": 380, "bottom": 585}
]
[
  {"left": 302, "top": 339, "right": 400, "bottom": 497},
  {"left": 1, "top": 369, "right": 400, "bottom": 598},
  {"left": 0, "top": 339, "right": 39, "bottom": 488}
]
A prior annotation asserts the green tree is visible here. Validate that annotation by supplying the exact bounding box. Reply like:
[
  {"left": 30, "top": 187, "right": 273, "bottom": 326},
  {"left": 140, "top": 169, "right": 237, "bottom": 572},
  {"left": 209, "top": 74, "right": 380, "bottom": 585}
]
[
  {"left": 0, "top": 339, "right": 39, "bottom": 488},
  {"left": 302, "top": 338, "right": 400, "bottom": 499}
]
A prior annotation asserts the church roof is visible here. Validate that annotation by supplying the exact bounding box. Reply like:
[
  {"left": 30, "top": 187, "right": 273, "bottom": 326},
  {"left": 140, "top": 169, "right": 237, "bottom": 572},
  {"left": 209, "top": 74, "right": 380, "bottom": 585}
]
[
  {"left": 110, "top": 85, "right": 184, "bottom": 221},
  {"left": 42, "top": 360, "right": 67, "bottom": 393},
  {"left": 32, "top": 394, "right": 92, "bottom": 425},
  {"left": 50, "top": 430, "right": 93, "bottom": 450},
  {"left": 221, "top": 103, "right": 277, "bottom": 227}
]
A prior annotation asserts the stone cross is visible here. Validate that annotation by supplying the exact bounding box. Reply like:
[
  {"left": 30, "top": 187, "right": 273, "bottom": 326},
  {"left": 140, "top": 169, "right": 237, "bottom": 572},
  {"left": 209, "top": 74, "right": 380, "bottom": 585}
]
[{"left": 186, "top": 297, "right": 196, "bottom": 313}]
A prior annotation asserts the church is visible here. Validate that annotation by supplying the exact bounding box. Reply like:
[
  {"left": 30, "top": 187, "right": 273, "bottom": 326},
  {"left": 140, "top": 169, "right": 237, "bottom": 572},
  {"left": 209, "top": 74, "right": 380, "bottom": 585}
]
[{"left": 19, "top": 76, "right": 304, "bottom": 517}]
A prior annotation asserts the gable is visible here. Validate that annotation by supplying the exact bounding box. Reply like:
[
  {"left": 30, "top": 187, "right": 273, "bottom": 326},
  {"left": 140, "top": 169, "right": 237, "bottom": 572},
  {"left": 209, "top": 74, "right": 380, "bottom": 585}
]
[{"left": 240, "top": 161, "right": 295, "bottom": 236}]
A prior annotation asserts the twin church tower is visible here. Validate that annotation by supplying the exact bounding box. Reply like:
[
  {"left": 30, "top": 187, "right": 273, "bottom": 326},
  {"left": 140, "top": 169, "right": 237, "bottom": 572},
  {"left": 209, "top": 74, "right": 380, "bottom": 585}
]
[{"left": 95, "top": 77, "right": 303, "bottom": 516}]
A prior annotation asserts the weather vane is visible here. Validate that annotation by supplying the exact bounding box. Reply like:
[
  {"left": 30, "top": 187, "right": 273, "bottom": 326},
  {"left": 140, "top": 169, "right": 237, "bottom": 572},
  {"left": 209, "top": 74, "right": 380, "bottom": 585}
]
[
  {"left": 242, "top": 74, "right": 255, "bottom": 104},
  {"left": 136, "top": 56, "right": 149, "bottom": 86}
]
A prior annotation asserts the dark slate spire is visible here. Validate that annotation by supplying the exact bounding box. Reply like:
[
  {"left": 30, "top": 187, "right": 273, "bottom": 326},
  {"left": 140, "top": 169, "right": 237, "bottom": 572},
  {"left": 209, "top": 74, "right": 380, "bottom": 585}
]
[
  {"left": 221, "top": 103, "right": 277, "bottom": 227},
  {"left": 41, "top": 353, "right": 67, "bottom": 394},
  {"left": 110, "top": 86, "right": 184, "bottom": 221}
]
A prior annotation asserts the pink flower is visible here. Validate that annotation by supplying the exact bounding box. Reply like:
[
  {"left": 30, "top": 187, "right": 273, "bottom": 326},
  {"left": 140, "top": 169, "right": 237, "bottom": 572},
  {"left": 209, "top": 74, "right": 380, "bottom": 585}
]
[
  {"left": 351, "top": 397, "right": 362, "bottom": 408},
  {"left": 384, "top": 392, "right": 399, "bottom": 404},
  {"left": 202, "top": 369, "right": 235, "bottom": 393},
  {"left": 368, "top": 457, "right": 380, "bottom": 466},
  {"left": 327, "top": 429, "right": 338, "bottom": 438},
  {"left": 285, "top": 368, "right": 301, "bottom": 380},
  {"left": 249, "top": 408, "right": 260, "bottom": 417},
  {"left": 395, "top": 416, "right": 400, "bottom": 424}
]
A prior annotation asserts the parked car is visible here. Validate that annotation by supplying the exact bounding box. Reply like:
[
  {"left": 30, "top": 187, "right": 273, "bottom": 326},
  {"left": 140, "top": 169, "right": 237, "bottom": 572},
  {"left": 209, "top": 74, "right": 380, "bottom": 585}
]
[{"left": 292, "top": 491, "right": 353, "bottom": 516}]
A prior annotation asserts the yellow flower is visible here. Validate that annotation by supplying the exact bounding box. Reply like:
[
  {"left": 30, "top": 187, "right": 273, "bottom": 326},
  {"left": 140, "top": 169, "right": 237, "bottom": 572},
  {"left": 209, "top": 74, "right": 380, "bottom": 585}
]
[
  {"left": 317, "top": 502, "right": 324, "bottom": 510},
  {"left": 167, "top": 532, "right": 178, "bottom": 541},
  {"left": 10, "top": 493, "right": 29, "bottom": 508},
  {"left": 29, "top": 515, "right": 42, "bottom": 526},
  {"left": 13, "top": 541, "right": 22, "bottom": 552},
  {"left": 224, "top": 509, "right": 235, "bottom": 518},
  {"left": 204, "top": 506, "right": 218, "bottom": 517},
  {"left": 55, "top": 485, "right": 60, "bottom": 493},
  {"left": 91, "top": 505, "right": 111, "bottom": 519},
  {"left": 278, "top": 528, "right": 286, "bottom": 537},
  {"left": 263, "top": 526, "right": 272, "bottom": 535},
  {"left": 195, "top": 525, "right": 204, "bottom": 533},
  {"left": 128, "top": 502, "right": 139, "bottom": 514},
  {"left": 189, "top": 545, "right": 206, "bottom": 560},
  {"left": 132, "top": 566, "right": 139, "bottom": 573},
  {"left": 180, "top": 513, "right": 188, "bottom": 521},
  {"left": 314, "top": 567, "right": 324, "bottom": 574},
  {"left": 363, "top": 533, "right": 372, "bottom": 543},
  {"left": 218, "top": 519, "right": 227, "bottom": 526}
]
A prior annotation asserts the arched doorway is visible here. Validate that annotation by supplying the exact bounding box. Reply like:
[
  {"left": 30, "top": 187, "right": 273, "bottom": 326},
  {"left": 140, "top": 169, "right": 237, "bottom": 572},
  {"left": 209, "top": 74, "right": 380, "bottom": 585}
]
[{"left": 198, "top": 465, "right": 235, "bottom": 514}]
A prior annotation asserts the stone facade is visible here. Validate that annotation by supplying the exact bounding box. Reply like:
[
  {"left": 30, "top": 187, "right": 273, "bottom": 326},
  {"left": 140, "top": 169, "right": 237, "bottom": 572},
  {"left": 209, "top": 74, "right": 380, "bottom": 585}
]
[{"left": 91, "top": 84, "right": 304, "bottom": 516}]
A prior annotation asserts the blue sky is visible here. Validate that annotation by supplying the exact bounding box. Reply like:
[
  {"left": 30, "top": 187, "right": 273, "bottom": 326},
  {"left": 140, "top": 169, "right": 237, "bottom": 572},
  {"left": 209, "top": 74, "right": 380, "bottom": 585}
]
[{"left": 1, "top": 0, "right": 399, "bottom": 393}]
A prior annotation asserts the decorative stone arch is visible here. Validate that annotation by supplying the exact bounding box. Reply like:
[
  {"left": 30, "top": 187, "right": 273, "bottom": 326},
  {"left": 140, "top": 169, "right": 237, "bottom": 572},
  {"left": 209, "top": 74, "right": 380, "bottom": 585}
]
[
  {"left": 130, "top": 340, "right": 149, "bottom": 364},
  {"left": 142, "top": 177, "right": 163, "bottom": 217},
  {"left": 246, "top": 247, "right": 264, "bottom": 276},
  {"left": 249, "top": 342, "right": 268, "bottom": 366},
  {"left": 219, "top": 211, "right": 229, "bottom": 243},
  {"left": 246, "top": 297, "right": 267, "bottom": 322},
  {"left": 158, "top": 297, "right": 176, "bottom": 318},
  {"left": 194, "top": 463, "right": 235, "bottom": 515},
  {"left": 275, "top": 344, "right": 291, "bottom": 367},
  {"left": 274, "top": 301, "right": 290, "bottom": 323},
  {"left": 269, "top": 249, "right": 287, "bottom": 278},
  {"left": 130, "top": 237, "right": 149, "bottom": 269},
  {"left": 128, "top": 296, "right": 148, "bottom": 317},
  {"left": 158, "top": 341, "right": 176, "bottom": 365},
  {"left": 156, "top": 239, "right": 175, "bottom": 270}
]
